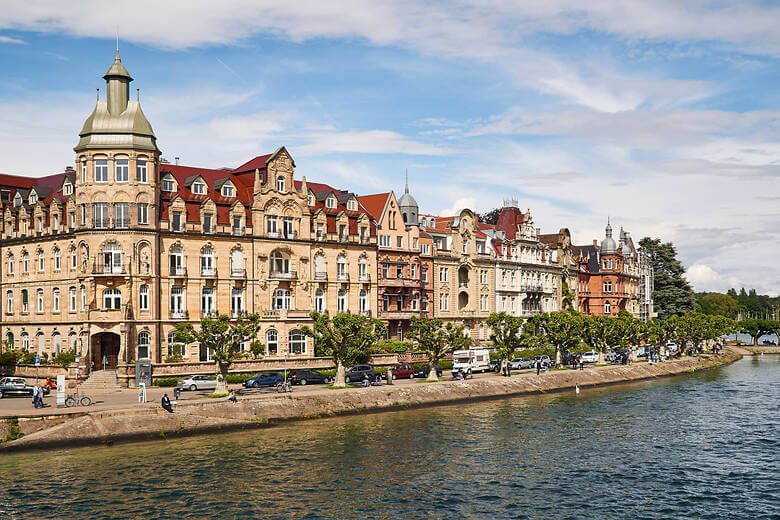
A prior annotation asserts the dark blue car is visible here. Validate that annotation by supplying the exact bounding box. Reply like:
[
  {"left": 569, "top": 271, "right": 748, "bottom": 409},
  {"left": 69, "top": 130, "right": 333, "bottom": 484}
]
[{"left": 242, "top": 372, "right": 283, "bottom": 388}]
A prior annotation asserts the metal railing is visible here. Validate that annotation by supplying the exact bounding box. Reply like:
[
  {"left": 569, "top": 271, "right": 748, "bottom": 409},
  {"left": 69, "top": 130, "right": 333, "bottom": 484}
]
[
  {"left": 270, "top": 270, "right": 297, "bottom": 280},
  {"left": 337, "top": 272, "right": 349, "bottom": 282},
  {"left": 314, "top": 271, "right": 328, "bottom": 280},
  {"left": 92, "top": 261, "right": 127, "bottom": 275},
  {"left": 201, "top": 266, "right": 217, "bottom": 277},
  {"left": 170, "top": 265, "right": 187, "bottom": 277},
  {"left": 170, "top": 309, "right": 188, "bottom": 319}
]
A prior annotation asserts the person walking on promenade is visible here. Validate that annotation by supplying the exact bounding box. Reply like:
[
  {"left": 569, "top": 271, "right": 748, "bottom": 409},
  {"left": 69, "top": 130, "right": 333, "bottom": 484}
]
[
  {"left": 37, "top": 386, "right": 45, "bottom": 408},
  {"left": 173, "top": 386, "right": 181, "bottom": 403},
  {"left": 32, "top": 384, "right": 40, "bottom": 408},
  {"left": 536, "top": 360, "right": 541, "bottom": 375},
  {"left": 161, "top": 393, "right": 174, "bottom": 413},
  {"left": 579, "top": 356, "right": 584, "bottom": 371}
]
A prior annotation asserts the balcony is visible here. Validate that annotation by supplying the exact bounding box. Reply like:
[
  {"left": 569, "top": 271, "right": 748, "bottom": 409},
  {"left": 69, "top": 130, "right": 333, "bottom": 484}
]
[
  {"left": 269, "top": 270, "right": 297, "bottom": 280},
  {"left": 231, "top": 268, "right": 247, "bottom": 279},
  {"left": 283, "top": 230, "right": 298, "bottom": 240},
  {"left": 201, "top": 309, "right": 218, "bottom": 319},
  {"left": 359, "top": 309, "right": 372, "bottom": 317},
  {"left": 337, "top": 272, "right": 349, "bottom": 282},
  {"left": 201, "top": 266, "right": 217, "bottom": 277},
  {"left": 520, "top": 284, "right": 544, "bottom": 293},
  {"left": 231, "top": 310, "right": 248, "bottom": 319},
  {"left": 170, "top": 265, "right": 188, "bottom": 277},
  {"left": 233, "top": 226, "right": 245, "bottom": 236},
  {"left": 359, "top": 274, "right": 371, "bottom": 283},
  {"left": 381, "top": 310, "right": 417, "bottom": 320},
  {"left": 314, "top": 271, "right": 328, "bottom": 281},
  {"left": 383, "top": 277, "right": 420, "bottom": 287},
  {"left": 169, "top": 309, "right": 189, "bottom": 319},
  {"left": 92, "top": 261, "right": 128, "bottom": 276}
]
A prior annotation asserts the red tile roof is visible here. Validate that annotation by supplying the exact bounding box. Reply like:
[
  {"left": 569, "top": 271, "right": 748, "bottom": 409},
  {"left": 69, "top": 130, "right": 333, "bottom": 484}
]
[
  {"left": 494, "top": 206, "right": 524, "bottom": 240},
  {"left": 233, "top": 154, "right": 272, "bottom": 174},
  {"left": 357, "top": 193, "right": 391, "bottom": 221}
]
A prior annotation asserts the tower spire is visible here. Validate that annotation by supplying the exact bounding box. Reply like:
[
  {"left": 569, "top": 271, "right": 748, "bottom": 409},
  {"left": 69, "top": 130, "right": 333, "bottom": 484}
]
[{"left": 405, "top": 168, "right": 409, "bottom": 193}]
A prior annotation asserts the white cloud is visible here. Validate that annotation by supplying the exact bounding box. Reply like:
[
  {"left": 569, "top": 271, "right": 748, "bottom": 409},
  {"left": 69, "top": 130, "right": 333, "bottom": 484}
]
[
  {"left": 0, "top": 35, "right": 25, "bottom": 44},
  {"left": 686, "top": 264, "right": 741, "bottom": 293},
  {"left": 295, "top": 130, "right": 453, "bottom": 157},
  {"left": 438, "top": 197, "right": 477, "bottom": 217}
]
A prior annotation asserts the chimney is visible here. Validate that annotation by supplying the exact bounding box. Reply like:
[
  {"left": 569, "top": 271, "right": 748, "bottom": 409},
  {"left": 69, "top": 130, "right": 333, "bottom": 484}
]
[
  {"left": 593, "top": 239, "right": 597, "bottom": 246},
  {"left": 65, "top": 166, "right": 74, "bottom": 172},
  {"left": 175, "top": 157, "right": 180, "bottom": 165},
  {"left": 536, "top": 228, "right": 540, "bottom": 236}
]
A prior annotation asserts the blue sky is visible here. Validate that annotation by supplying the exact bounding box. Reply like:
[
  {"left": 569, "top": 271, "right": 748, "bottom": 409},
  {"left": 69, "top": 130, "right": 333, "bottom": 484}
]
[{"left": 1, "top": 1, "right": 779, "bottom": 295}]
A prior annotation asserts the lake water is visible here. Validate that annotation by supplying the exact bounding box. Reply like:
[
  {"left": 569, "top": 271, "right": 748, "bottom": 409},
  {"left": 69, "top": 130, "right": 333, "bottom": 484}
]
[{"left": 1, "top": 356, "right": 778, "bottom": 519}]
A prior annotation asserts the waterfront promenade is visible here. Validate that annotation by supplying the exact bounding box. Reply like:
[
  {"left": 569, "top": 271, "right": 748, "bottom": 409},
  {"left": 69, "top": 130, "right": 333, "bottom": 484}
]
[{"left": 0, "top": 347, "right": 745, "bottom": 452}]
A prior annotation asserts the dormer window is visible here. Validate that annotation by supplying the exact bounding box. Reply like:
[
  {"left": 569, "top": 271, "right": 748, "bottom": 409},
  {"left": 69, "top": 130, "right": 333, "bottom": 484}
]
[
  {"left": 307, "top": 193, "right": 314, "bottom": 206},
  {"left": 63, "top": 183, "right": 72, "bottom": 196},
  {"left": 162, "top": 176, "right": 175, "bottom": 192},
  {"left": 222, "top": 183, "right": 235, "bottom": 197},
  {"left": 276, "top": 176, "right": 285, "bottom": 193},
  {"left": 192, "top": 180, "right": 206, "bottom": 195},
  {"left": 326, "top": 196, "right": 336, "bottom": 209},
  {"left": 1, "top": 190, "right": 10, "bottom": 202},
  {"left": 13, "top": 194, "right": 21, "bottom": 207},
  {"left": 347, "top": 199, "right": 357, "bottom": 211},
  {"left": 29, "top": 192, "right": 37, "bottom": 205}
]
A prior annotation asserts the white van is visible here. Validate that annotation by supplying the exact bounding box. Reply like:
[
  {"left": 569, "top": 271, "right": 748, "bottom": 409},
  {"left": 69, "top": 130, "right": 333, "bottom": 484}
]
[
  {"left": 451, "top": 348, "right": 491, "bottom": 377},
  {"left": 581, "top": 351, "right": 599, "bottom": 363}
]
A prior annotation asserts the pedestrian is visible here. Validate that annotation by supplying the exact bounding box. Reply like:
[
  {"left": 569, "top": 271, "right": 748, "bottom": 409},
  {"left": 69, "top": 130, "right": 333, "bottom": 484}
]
[
  {"left": 228, "top": 390, "right": 237, "bottom": 404},
  {"left": 173, "top": 386, "right": 181, "bottom": 402},
  {"left": 161, "top": 393, "right": 174, "bottom": 413},
  {"left": 536, "top": 360, "right": 541, "bottom": 375},
  {"left": 362, "top": 372, "right": 370, "bottom": 387},
  {"left": 579, "top": 356, "right": 584, "bottom": 371},
  {"left": 32, "top": 384, "right": 40, "bottom": 408},
  {"left": 37, "top": 386, "right": 45, "bottom": 408},
  {"left": 506, "top": 361, "right": 511, "bottom": 377}
]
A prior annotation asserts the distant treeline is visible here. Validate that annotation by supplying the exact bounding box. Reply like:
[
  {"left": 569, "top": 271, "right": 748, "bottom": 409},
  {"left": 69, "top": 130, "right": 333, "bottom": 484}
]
[{"left": 695, "top": 288, "right": 779, "bottom": 320}]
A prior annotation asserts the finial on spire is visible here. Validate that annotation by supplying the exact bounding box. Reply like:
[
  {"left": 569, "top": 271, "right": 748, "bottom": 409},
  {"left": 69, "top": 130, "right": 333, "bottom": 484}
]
[
  {"left": 405, "top": 168, "right": 409, "bottom": 193},
  {"left": 137, "top": 88, "right": 140, "bottom": 101},
  {"left": 96, "top": 88, "right": 99, "bottom": 101},
  {"left": 116, "top": 28, "right": 119, "bottom": 53}
]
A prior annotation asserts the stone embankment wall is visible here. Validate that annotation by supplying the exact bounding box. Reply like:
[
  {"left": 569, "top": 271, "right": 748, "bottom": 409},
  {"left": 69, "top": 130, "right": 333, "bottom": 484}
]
[
  {"left": 0, "top": 348, "right": 744, "bottom": 453},
  {"left": 742, "top": 346, "right": 780, "bottom": 355}
]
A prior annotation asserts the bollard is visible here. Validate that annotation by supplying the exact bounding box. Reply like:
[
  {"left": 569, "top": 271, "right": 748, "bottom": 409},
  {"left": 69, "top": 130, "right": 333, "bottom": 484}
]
[{"left": 386, "top": 368, "right": 393, "bottom": 385}]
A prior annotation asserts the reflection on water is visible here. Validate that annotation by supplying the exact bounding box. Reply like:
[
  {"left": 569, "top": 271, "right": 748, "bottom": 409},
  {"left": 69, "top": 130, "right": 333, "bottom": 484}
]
[{"left": 1, "top": 357, "right": 778, "bottom": 519}]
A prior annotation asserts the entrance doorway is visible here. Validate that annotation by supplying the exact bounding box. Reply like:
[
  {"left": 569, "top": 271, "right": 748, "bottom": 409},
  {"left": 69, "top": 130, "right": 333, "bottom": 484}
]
[{"left": 93, "top": 332, "right": 120, "bottom": 370}]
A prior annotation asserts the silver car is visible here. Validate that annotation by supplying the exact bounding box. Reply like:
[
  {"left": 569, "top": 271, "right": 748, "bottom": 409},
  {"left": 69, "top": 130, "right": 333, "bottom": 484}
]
[
  {"left": 0, "top": 377, "right": 47, "bottom": 398},
  {"left": 176, "top": 375, "right": 217, "bottom": 391}
]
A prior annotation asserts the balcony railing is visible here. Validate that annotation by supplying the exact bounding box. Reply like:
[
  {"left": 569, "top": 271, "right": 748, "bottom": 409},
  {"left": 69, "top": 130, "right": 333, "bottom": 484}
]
[
  {"left": 269, "top": 270, "right": 297, "bottom": 280},
  {"left": 337, "top": 272, "right": 349, "bottom": 282},
  {"left": 267, "top": 231, "right": 279, "bottom": 238},
  {"left": 170, "top": 265, "right": 187, "bottom": 277},
  {"left": 169, "top": 309, "right": 189, "bottom": 319},
  {"left": 231, "top": 268, "right": 247, "bottom": 279},
  {"left": 201, "top": 309, "right": 218, "bottom": 318},
  {"left": 115, "top": 218, "right": 130, "bottom": 229},
  {"left": 314, "top": 271, "right": 328, "bottom": 281},
  {"left": 459, "top": 280, "right": 469, "bottom": 288},
  {"left": 359, "top": 309, "right": 372, "bottom": 317},
  {"left": 383, "top": 277, "right": 420, "bottom": 287},
  {"left": 92, "top": 261, "right": 127, "bottom": 275},
  {"left": 359, "top": 274, "right": 371, "bottom": 283},
  {"left": 201, "top": 266, "right": 217, "bottom": 277},
  {"left": 231, "top": 309, "right": 247, "bottom": 319},
  {"left": 283, "top": 230, "right": 298, "bottom": 240},
  {"left": 233, "top": 226, "right": 245, "bottom": 236},
  {"left": 520, "top": 284, "right": 544, "bottom": 293}
]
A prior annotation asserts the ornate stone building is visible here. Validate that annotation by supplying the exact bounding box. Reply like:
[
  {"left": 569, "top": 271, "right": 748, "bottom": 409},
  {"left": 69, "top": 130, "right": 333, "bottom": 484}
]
[{"left": 0, "top": 52, "right": 379, "bottom": 380}]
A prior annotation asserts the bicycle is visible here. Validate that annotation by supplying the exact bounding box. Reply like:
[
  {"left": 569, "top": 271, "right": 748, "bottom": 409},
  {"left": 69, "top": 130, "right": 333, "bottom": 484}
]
[
  {"left": 275, "top": 380, "right": 292, "bottom": 393},
  {"left": 65, "top": 392, "right": 92, "bottom": 407}
]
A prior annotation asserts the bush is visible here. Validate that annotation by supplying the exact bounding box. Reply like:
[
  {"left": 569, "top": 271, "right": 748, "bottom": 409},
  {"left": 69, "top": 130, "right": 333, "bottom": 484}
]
[
  {"left": 373, "top": 365, "right": 392, "bottom": 375},
  {"left": 152, "top": 377, "right": 180, "bottom": 387},
  {"left": 439, "top": 360, "right": 453, "bottom": 370},
  {"left": 0, "top": 351, "right": 16, "bottom": 366},
  {"left": 373, "top": 340, "right": 413, "bottom": 353},
  {"left": 52, "top": 351, "right": 76, "bottom": 369},
  {"left": 164, "top": 355, "right": 184, "bottom": 364},
  {"left": 227, "top": 373, "right": 257, "bottom": 384},
  {"left": 317, "top": 369, "right": 336, "bottom": 377},
  {"left": 20, "top": 352, "right": 35, "bottom": 365}
]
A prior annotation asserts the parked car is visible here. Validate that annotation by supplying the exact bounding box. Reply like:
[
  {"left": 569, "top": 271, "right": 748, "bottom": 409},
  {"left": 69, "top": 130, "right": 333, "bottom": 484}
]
[
  {"left": 581, "top": 351, "right": 599, "bottom": 364},
  {"left": 242, "top": 372, "right": 284, "bottom": 388},
  {"left": 385, "top": 363, "right": 415, "bottom": 379},
  {"left": 0, "top": 377, "right": 49, "bottom": 398},
  {"left": 489, "top": 359, "right": 501, "bottom": 372},
  {"left": 510, "top": 358, "right": 533, "bottom": 370},
  {"left": 287, "top": 370, "right": 330, "bottom": 386},
  {"left": 413, "top": 364, "right": 443, "bottom": 378},
  {"left": 177, "top": 375, "right": 217, "bottom": 392},
  {"left": 635, "top": 347, "right": 648, "bottom": 358},
  {"left": 344, "top": 364, "right": 374, "bottom": 384}
]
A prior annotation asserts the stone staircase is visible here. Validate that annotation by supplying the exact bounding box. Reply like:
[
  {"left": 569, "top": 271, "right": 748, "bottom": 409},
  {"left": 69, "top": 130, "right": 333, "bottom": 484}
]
[{"left": 78, "top": 369, "right": 122, "bottom": 391}]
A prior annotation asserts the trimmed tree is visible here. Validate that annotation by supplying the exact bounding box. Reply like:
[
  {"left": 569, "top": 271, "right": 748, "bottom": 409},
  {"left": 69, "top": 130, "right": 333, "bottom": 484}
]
[
  {"left": 534, "top": 311, "right": 584, "bottom": 366},
  {"left": 408, "top": 317, "right": 468, "bottom": 381},
  {"left": 582, "top": 315, "right": 614, "bottom": 364},
  {"left": 302, "top": 312, "right": 387, "bottom": 387},
  {"left": 486, "top": 312, "right": 525, "bottom": 369},
  {"left": 174, "top": 313, "right": 262, "bottom": 395},
  {"left": 737, "top": 318, "right": 779, "bottom": 345}
]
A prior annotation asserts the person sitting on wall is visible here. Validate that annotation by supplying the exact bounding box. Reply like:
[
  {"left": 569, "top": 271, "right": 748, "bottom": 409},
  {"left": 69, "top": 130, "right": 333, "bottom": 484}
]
[{"left": 161, "top": 393, "right": 174, "bottom": 413}]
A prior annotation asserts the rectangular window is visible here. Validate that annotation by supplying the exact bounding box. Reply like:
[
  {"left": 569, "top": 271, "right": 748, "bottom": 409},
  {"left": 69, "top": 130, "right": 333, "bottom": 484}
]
[
  {"left": 6, "top": 291, "right": 12, "bottom": 314},
  {"left": 439, "top": 267, "right": 448, "bottom": 282},
  {"left": 68, "top": 211, "right": 75, "bottom": 230},
  {"left": 410, "top": 264, "right": 417, "bottom": 279},
  {"left": 316, "top": 223, "right": 324, "bottom": 241},
  {"left": 95, "top": 159, "right": 108, "bottom": 182},
  {"left": 421, "top": 297, "right": 428, "bottom": 312},
  {"left": 203, "top": 213, "right": 212, "bottom": 233},
  {"left": 284, "top": 217, "right": 294, "bottom": 239},
  {"left": 94, "top": 203, "right": 108, "bottom": 229},
  {"left": 379, "top": 235, "right": 391, "bottom": 247},
  {"left": 80, "top": 205, "right": 86, "bottom": 226},
  {"left": 397, "top": 236, "right": 403, "bottom": 248},
  {"left": 162, "top": 177, "right": 175, "bottom": 192},
  {"left": 69, "top": 288, "right": 77, "bottom": 312},
  {"left": 136, "top": 159, "right": 148, "bottom": 183},
  {"left": 171, "top": 286, "right": 183, "bottom": 312},
  {"left": 232, "top": 215, "right": 242, "bottom": 235},
  {"left": 114, "top": 203, "right": 129, "bottom": 228},
  {"left": 138, "top": 203, "right": 148, "bottom": 225},
  {"left": 266, "top": 216, "right": 278, "bottom": 236},
  {"left": 422, "top": 267, "right": 428, "bottom": 282},
  {"left": 115, "top": 159, "right": 129, "bottom": 182},
  {"left": 53, "top": 289, "right": 60, "bottom": 313},
  {"left": 37, "top": 290, "right": 44, "bottom": 313},
  {"left": 81, "top": 160, "right": 87, "bottom": 183},
  {"left": 339, "top": 224, "right": 346, "bottom": 242},
  {"left": 70, "top": 249, "right": 77, "bottom": 270},
  {"left": 439, "top": 293, "right": 448, "bottom": 311},
  {"left": 172, "top": 211, "right": 182, "bottom": 232},
  {"left": 139, "top": 287, "right": 149, "bottom": 311}
]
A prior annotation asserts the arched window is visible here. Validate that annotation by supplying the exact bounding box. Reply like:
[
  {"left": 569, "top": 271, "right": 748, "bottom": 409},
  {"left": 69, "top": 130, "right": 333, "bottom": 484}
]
[
  {"left": 21, "top": 289, "right": 28, "bottom": 313},
  {"left": 138, "top": 332, "right": 151, "bottom": 359},
  {"left": 167, "top": 330, "right": 186, "bottom": 358},
  {"left": 37, "top": 251, "right": 45, "bottom": 272},
  {"left": 53, "top": 248, "right": 61, "bottom": 271},
  {"left": 337, "top": 289, "right": 347, "bottom": 313},
  {"left": 6, "top": 290, "right": 12, "bottom": 314},
  {"left": 69, "top": 331, "right": 77, "bottom": 352},
  {"left": 266, "top": 330, "right": 278, "bottom": 356},
  {"left": 52, "top": 332, "right": 61, "bottom": 355},
  {"left": 273, "top": 289, "right": 290, "bottom": 310},
  {"left": 276, "top": 175, "right": 285, "bottom": 192},
  {"left": 139, "top": 285, "right": 149, "bottom": 311},
  {"left": 21, "top": 332, "right": 29, "bottom": 351},
  {"left": 359, "top": 290, "right": 368, "bottom": 314},
  {"left": 22, "top": 252, "right": 29, "bottom": 273},
  {"left": 5, "top": 331, "right": 14, "bottom": 349},
  {"left": 271, "top": 251, "right": 289, "bottom": 275},
  {"left": 289, "top": 330, "right": 305, "bottom": 355},
  {"left": 52, "top": 288, "right": 60, "bottom": 313},
  {"left": 103, "top": 288, "right": 122, "bottom": 310},
  {"left": 200, "top": 246, "right": 214, "bottom": 276},
  {"left": 169, "top": 246, "right": 183, "bottom": 275},
  {"left": 37, "top": 332, "right": 45, "bottom": 356},
  {"left": 337, "top": 256, "right": 347, "bottom": 281},
  {"left": 7, "top": 253, "right": 13, "bottom": 275},
  {"left": 36, "top": 288, "right": 44, "bottom": 313},
  {"left": 358, "top": 257, "right": 368, "bottom": 281},
  {"left": 315, "top": 289, "right": 324, "bottom": 312}
]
